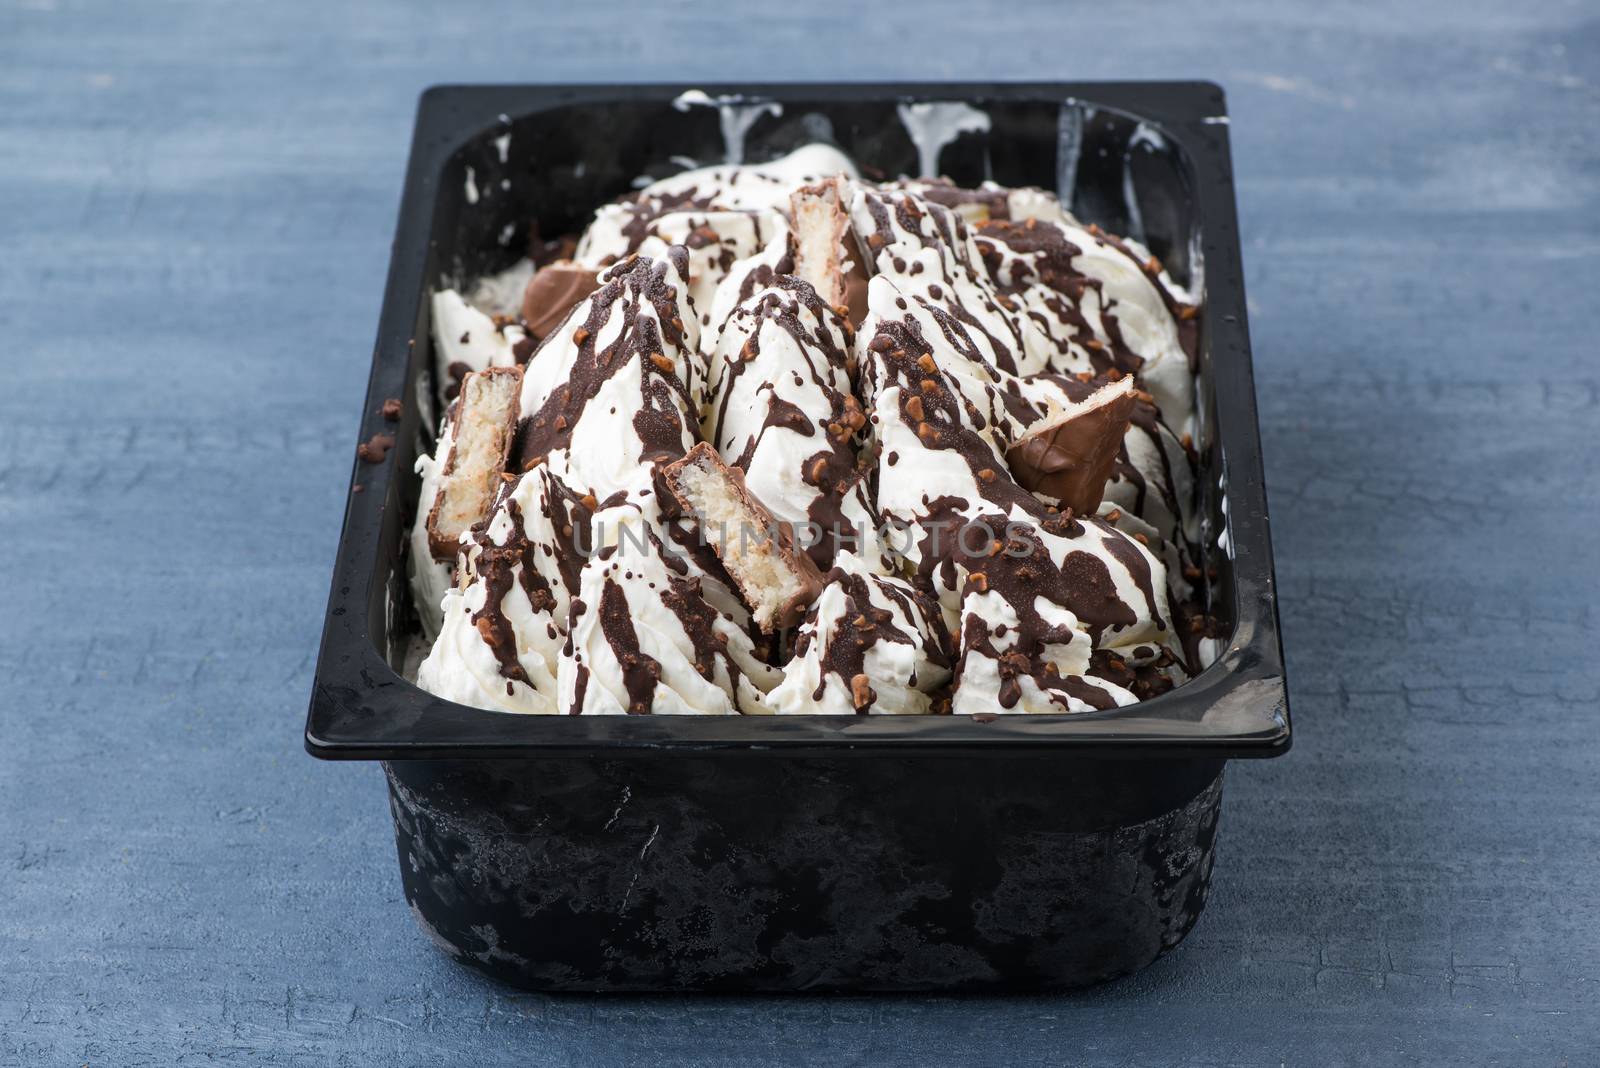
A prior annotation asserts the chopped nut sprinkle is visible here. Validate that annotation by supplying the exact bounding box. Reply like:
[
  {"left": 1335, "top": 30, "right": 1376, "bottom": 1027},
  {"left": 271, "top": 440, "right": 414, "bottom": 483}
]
[{"left": 850, "top": 674, "right": 875, "bottom": 710}]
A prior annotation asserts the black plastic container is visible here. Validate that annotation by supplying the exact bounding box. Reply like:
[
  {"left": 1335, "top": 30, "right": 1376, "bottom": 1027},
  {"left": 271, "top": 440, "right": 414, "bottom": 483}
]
[{"left": 307, "top": 82, "right": 1289, "bottom": 992}]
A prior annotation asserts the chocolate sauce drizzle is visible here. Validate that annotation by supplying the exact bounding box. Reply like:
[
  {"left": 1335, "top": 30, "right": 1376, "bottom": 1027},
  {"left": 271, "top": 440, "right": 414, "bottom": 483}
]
[
  {"left": 975, "top": 219, "right": 1147, "bottom": 380},
  {"left": 802, "top": 566, "right": 951, "bottom": 712},
  {"left": 864, "top": 308, "right": 1172, "bottom": 712},
  {"left": 707, "top": 274, "right": 866, "bottom": 568},
  {"left": 575, "top": 519, "right": 767, "bottom": 715},
  {"left": 515, "top": 252, "right": 696, "bottom": 471},
  {"left": 899, "top": 178, "right": 1012, "bottom": 221},
  {"left": 458, "top": 475, "right": 596, "bottom": 691},
  {"left": 858, "top": 190, "right": 1032, "bottom": 377},
  {"left": 598, "top": 579, "right": 660, "bottom": 713}
]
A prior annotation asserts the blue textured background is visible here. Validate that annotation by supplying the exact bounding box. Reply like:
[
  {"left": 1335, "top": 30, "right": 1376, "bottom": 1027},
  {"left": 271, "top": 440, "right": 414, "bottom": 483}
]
[{"left": 3, "top": 1, "right": 1598, "bottom": 1064}]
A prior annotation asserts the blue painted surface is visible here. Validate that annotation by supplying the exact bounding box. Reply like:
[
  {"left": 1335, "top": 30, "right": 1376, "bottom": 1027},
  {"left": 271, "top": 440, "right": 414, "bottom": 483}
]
[{"left": 3, "top": 1, "right": 1598, "bottom": 1063}]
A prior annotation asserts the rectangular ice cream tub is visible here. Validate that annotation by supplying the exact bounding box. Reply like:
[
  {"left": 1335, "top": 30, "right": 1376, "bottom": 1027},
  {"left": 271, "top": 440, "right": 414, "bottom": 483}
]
[{"left": 306, "top": 82, "right": 1290, "bottom": 991}]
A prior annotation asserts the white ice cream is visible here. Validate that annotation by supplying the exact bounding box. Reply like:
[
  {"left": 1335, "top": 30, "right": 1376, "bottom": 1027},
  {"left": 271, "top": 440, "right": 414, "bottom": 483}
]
[
  {"left": 769, "top": 551, "right": 951, "bottom": 715},
  {"left": 410, "top": 144, "right": 1207, "bottom": 717}
]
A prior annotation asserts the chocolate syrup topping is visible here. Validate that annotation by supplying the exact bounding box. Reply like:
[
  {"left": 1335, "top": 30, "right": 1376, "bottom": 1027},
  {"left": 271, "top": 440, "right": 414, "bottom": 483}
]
[
  {"left": 975, "top": 219, "right": 1147, "bottom": 378},
  {"left": 515, "top": 255, "right": 695, "bottom": 471},
  {"left": 809, "top": 566, "right": 951, "bottom": 711},
  {"left": 707, "top": 273, "right": 864, "bottom": 569},
  {"left": 598, "top": 579, "right": 660, "bottom": 713}
]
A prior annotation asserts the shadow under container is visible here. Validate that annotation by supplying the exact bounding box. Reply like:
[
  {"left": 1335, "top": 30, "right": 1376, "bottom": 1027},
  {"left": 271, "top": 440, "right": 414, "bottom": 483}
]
[{"left": 307, "top": 82, "right": 1290, "bottom": 992}]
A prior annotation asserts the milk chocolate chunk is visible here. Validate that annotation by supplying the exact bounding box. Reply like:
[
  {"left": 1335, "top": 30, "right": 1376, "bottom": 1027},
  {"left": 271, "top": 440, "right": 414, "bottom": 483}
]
[
  {"left": 1005, "top": 375, "right": 1136, "bottom": 514},
  {"left": 356, "top": 432, "right": 394, "bottom": 463},
  {"left": 520, "top": 261, "right": 601, "bottom": 339},
  {"left": 662, "top": 442, "right": 824, "bottom": 632},
  {"left": 425, "top": 366, "right": 523, "bottom": 560}
]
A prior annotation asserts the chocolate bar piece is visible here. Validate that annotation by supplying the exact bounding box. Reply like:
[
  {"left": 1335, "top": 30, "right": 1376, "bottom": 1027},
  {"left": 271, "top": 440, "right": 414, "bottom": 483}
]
[
  {"left": 425, "top": 366, "right": 523, "bottom": 560},
  {"left": 662, "top": 443, "right": 824, "bottom": 632},
  {"left": 790, "top": 176, "right": 869, "bottom": 325},
  {"left": 1005, "top": 374, "right": 1136, "bottom": 514}
]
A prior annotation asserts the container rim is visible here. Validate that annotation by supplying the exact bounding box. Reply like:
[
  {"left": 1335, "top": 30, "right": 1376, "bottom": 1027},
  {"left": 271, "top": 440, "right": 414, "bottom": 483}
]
[{"left": 306, "top": 81, "right": 1290, "bottom": 761}]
